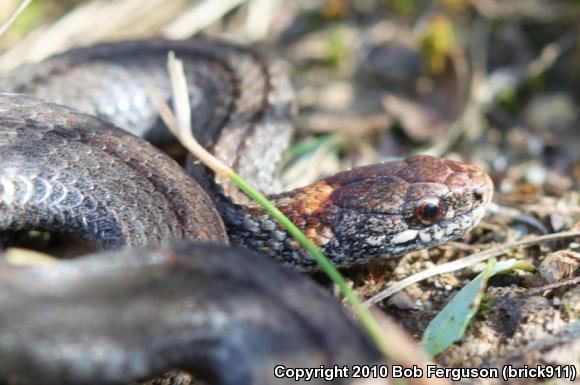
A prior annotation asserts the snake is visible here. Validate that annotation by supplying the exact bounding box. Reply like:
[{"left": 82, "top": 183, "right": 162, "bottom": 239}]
[
  {"left": 0, "top": 38, "right": 494, "bottom": 270},
  {"left": 0, "top": 242, "right": 381, "bottom": 385},
  {"left": 0, "top": 38, "right": 494, "bottom": 384}
]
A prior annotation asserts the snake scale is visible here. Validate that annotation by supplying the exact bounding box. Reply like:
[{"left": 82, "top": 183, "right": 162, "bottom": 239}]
[{"left": 0, "top": 38, "right": 494, "bottom": 384}]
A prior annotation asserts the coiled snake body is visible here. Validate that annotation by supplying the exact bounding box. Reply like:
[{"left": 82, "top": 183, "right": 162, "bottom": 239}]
[
  {"left": 0, "top": 38, "right": 493, "bottom": 269},
  {"left": 0, "top": 38, "right": 494, "bottom": 384}
]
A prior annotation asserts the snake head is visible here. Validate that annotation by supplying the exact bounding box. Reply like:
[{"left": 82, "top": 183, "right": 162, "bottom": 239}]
[{"left": 314, "top": 155, "right": 494, "bottom": 266}]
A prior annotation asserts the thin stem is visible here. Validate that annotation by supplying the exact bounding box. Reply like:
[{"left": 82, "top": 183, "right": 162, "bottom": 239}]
[
  {"left": 229, "top": 172, "right": 391, "bottom": 357},
  {"left": 0, "top": 0, "right": 32, "bottom": 37},
  {"left": 150, "top": 52, "right": 393, "bottom": 359}
]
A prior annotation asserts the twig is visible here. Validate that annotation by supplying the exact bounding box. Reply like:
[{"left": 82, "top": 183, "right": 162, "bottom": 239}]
[
  {"left": 365, "top": 230, "right": 580, "bottom": 306},
  {"left": 523, "top": 277, "right": 580, "bottom": 297}
]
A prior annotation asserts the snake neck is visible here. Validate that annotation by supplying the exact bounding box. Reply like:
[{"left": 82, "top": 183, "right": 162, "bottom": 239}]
[{"left": 218, "top": 180, "right": 340, "bottom": 271}]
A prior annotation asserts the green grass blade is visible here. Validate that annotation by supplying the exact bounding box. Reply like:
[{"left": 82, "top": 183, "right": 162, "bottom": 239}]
[
  {"left": 421, "top": 258, "right": 535, "bottom": 357},
  {"left": 158, "top": 51, "right": 393, "bottom": 362},
  {"left": 229, "top": 171, "right": 392, "bottom": 358}
]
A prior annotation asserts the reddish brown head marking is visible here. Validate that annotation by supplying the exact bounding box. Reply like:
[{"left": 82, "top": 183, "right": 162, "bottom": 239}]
[{"left": 274, "top": 181, "right": 335, "bottom": 247}]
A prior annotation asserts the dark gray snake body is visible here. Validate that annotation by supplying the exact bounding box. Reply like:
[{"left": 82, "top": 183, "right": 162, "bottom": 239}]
[
  {"left": 0, "top": 242, "right": 380, "bottom": 385},
  {"left": 0, "top": 38, "right": 494, "bottom": 384},
  {"left": 0, "top": 93, "right": 226, "bottom": 249}
]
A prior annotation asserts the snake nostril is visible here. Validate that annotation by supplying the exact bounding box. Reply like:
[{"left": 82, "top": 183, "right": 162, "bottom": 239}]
[{"left": 473, "top": 191, "right": 483, "bottom": 202}]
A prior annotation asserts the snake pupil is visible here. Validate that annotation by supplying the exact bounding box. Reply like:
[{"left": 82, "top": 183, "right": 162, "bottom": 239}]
[{"left": 416, "top": 200, "right": 444, "bottom": 224}]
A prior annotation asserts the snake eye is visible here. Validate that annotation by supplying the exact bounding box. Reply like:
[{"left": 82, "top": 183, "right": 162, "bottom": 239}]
[{"left": 415, "top": 199, "right": 445, "bottom": 225}]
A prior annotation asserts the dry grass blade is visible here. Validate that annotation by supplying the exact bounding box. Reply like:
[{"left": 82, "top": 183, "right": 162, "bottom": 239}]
[
  {"left": 245, "top": 0, "right": 280, "bottom": 41},
  {"left": 523, "top": 276, "right": 580, "bottom": 297},
  {"left": 150, "top": 52, "right": 392, "bottom": 359},
  {"left": 0, "top": 0, "right": 31, "bottom": 37},
  {"left": 147, "top": 52, "right": 231, "bottom": 177},
  {"left": 365, "top": 229, "right": 580, "bottom": 306},
  {"left": 370, "top": 308, "right": 451, "bottom": 385},
  {"left": 167, "top": 52, "right": 192, "bottom": 137},
  {"left": 146, "top": 86, "right": 179, "bottom": 138},
  {"left": 162, "top": 0, "right": 248, "bottom": 39},
  {"left": 0, "top": 0, "right": 175, "bottom": 74}
]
